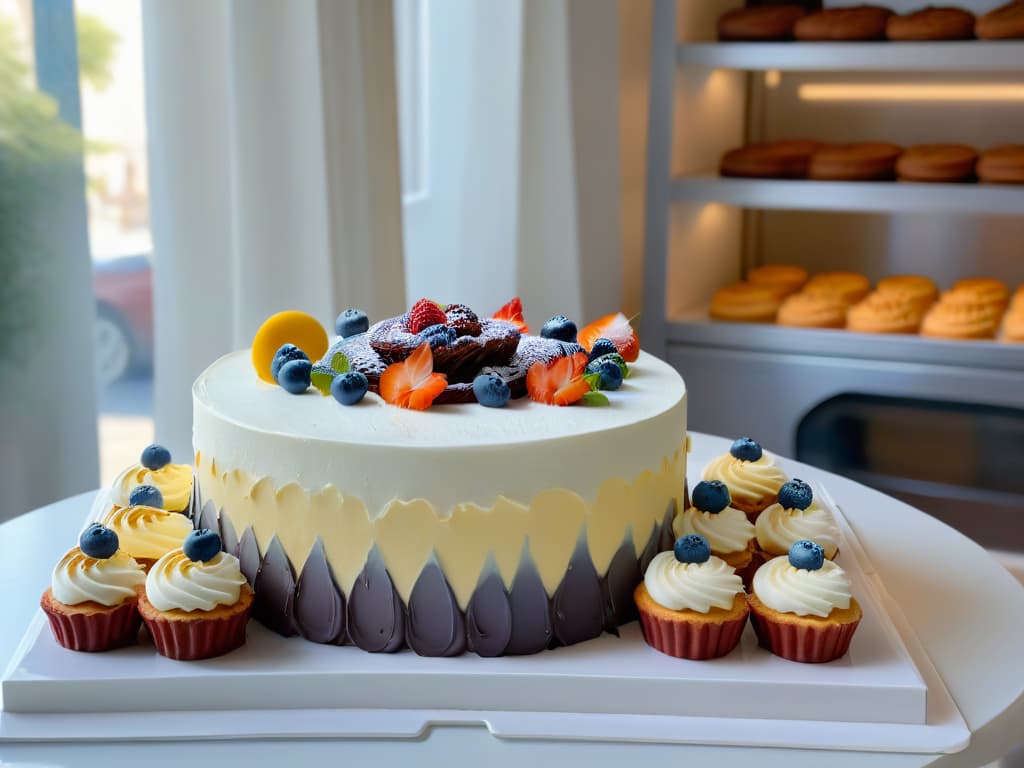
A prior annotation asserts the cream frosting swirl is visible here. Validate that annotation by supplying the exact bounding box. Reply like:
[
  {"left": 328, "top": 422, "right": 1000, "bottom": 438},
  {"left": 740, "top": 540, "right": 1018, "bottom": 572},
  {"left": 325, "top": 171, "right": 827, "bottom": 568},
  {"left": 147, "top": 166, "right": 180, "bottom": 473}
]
[
  {"left": 673, "top": 506, "right": 755, "bottom": 555},
  {"left": 702, "top": 452, "right": 788, "bottom": 505},
  {"left": 102, "top": 505, "right": 195, "bottom": 561},
  {"left": 51, "top": 548, "right": 146, "bottom": 607},
  {"left": 755, "top": 502, "right": 840, "bottom": 558},
  {"left": 643, "top": 551, "right": 743, "bottom": 613},
  {"left": 753, "top": 555, "right": 852, "bottom": 617},
  {"left": 146, "top": 550, "right": 247, "bottom": 612},
  {"left": 111, "top": 462, "right": 193, "bottom": 511}
]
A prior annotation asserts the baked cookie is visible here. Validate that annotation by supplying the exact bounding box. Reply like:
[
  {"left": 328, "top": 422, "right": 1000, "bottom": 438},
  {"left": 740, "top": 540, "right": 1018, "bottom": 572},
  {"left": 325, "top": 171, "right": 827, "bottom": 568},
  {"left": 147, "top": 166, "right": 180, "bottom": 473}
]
[
  {"left": 896, "top": 144, "right": 978, "bottom": 183},
  {"left": 710, "top": 282, "right": 784, "bottom": 323},
  {"left": 777, "top": 291, "right": 848, "bottom": 329},
  {"left": 847, "top": 292, "right": 924, "bottom": 334},
  {"left": 951, "top": 277, "right": 1010, "bottom": 312},
  {"left": 718, "top": 4, "right": 808, "bottom": 41},
  {"left": 976, "top": 1, "right": 1024, "bottom": 39},
  {"left": 803, "top": 271, "right": 872, "bottom": 305},
  {"left": 794, "top": 5, "right": 894, "bottom": 40},
  {"left": 748, "top": 264, "right": 809, "bottom": 296},
  {"left": 720, "top": 140, "right": 824, "bottom": 180},
  {"left": 1011, "top": 285, "right": 1024, "bottom": 313},
  {"left": 977, "top": 145, "right": 1024, "bottom": 184},
  {"left": 808, "top": 142, "right": 903, "bottom": 181},
  {"left": 921, "top": 292, "right": 1000, "bottom": 340},
  {"left": 1002, "top": 310, "right": 1024, "bottom": 342},
  {"left": 886, "top": 7, "right": 975, "bottom": 40},
  {"left": 875, "top": 274, "right": 939, "bottom": 311}
]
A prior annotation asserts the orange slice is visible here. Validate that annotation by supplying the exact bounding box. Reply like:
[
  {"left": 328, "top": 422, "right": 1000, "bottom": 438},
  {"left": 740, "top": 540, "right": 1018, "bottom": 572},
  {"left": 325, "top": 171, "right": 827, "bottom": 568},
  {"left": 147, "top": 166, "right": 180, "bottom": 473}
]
[{"left": 251, "top": 311, "right": 329, "bottom": 383}]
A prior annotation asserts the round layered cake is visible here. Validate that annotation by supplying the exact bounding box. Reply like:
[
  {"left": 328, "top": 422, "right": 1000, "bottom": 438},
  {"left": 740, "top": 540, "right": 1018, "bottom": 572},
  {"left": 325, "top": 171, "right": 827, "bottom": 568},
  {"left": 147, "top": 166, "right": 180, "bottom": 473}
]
[{"left": 192, "top": 309, "right": 687, "bottom": 657}]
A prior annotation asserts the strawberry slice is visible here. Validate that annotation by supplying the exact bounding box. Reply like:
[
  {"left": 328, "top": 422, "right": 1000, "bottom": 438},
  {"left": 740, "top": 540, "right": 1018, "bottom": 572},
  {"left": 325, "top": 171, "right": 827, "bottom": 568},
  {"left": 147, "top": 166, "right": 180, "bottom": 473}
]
[
  {"left": 578, "top": 312, "right": 639, "bottom": 362},
  {"left": 379, "top": 342, "right": 448, "bottom": 410},
  {"left": 526, "top": 352, "right": 590, "bottom": 406},
  {"left": 492, "top": 297, "right": 530, "bottom": 334}
]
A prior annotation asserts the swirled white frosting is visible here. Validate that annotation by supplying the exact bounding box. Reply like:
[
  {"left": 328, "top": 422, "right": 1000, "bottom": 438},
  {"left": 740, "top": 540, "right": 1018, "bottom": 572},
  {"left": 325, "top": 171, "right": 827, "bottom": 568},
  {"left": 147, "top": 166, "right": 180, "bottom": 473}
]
[
  {"left": 146, "top": 549, "right": 247, "bottom": 612},
  {"left": 673, "top": 506, "right": 755, "bottom": 555},
  {"left": 51, "top": 548, "right": 145, "bottom": 607},
  {"left": 102, "top": 505, "right": 195, "bottom": 561},
  {"left": 702, "top": 452, "right": 788, "bottom": 506},
  {"left": 755, "top": 503, "right": 840, "bottom": 558},
  {"left": 643, "top": 551, "right": 743, "bottom": 613},
  {"left": 111, "top": 462, "right": 193, "bottom": 511},
  {"left": 753, "top": 555, "right": 852, "bottom": 617}
]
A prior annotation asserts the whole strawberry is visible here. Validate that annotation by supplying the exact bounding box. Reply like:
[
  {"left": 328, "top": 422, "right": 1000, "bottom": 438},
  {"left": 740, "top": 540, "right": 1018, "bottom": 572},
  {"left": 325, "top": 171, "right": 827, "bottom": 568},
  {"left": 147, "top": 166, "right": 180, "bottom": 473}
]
[
  {"left": 445, "top": 303, "right": 482, "bottom": 337},
  {"left": 407, "top": 298, "right": 448, "bottom": 334}
]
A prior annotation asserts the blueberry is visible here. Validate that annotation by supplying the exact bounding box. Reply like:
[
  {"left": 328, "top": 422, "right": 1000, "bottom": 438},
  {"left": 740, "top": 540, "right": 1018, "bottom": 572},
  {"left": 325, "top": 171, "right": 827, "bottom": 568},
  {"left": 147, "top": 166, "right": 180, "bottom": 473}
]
[
  {"left": 541, "top": 315, "right": 578, "bottom": 343},
  {"left": 270, "top": 344, "right": 309, "bottom": 382},
  {"left": 278, "top": 359, "right": 312, "bottom": 394},
  {"left": 730, "top": 436, "right": 763, "bottom": 463},
  {"left": 129, "top": 484, "right": 164, "bottom": 509},
  {"left": 79, "top": 523, "right": 119, "bottom": 560},
  {"left": 140, "top": 444, "right": 172, "bottom": 471},
  {"left": 183, "top": 529, "right": 222, "bottom": 563},
  {"left": 587, "top": 352, "right": 628, "bottom": 379},
  {"left": 588, "top": 338, "right": 618, "bottom": 361},
  {"left": 788, "top": 540, "right": 825, "bottom": 571},
  {"left": 674, "top": 534, "right": 711, "bottom": 565},
  {"left": 331, "top": 371, "right": 369, "bottom": 405},
  {"left": 779, "top": 478, "right": 814, "bottom": 511},
  {"left": 472, "top": 373, "right": 511, "bottom": 408},
  {"left": 692, "top": 480, "right": 731, "bottom": 514},
  {"left": 594, "top": 359, "right": 623, "bottom": 391},
  {"left": 336, "top": 308, "right": 369, "bottom": 338},
  {"left": 417, "top": 323, "right": 457, "bottom": 349}
]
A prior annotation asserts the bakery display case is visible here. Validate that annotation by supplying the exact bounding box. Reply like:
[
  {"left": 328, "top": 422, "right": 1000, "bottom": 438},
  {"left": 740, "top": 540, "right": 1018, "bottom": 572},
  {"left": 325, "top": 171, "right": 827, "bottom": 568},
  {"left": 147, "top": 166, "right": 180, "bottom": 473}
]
[{"left": 641, "top": 0, "right": 1024, "bottom": 548}]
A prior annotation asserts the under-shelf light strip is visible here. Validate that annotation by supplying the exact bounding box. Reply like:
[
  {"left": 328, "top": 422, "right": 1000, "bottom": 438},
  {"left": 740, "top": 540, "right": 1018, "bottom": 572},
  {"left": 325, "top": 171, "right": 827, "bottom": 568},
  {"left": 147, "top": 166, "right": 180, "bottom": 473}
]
[{"left": 799, "top": 84, "right": 1024, "bottom": 102}]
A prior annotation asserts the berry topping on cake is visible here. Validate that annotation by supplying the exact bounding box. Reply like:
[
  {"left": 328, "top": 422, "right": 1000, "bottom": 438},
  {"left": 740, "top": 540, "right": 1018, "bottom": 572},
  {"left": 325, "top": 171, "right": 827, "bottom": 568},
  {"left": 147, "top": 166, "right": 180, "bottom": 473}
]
[
  {"left": 473, "top": 373, "right": 511, "bottom": 408},
  {"left": 129, "top": 484, "right": 164, "bottom": 509},
  {"left": 379, "top": 342, "right": 448, "bottom": 410},
  {"left": 730, "top": 436, "right": 763, "bottom": 462},
  {"left": 183, "top": 529, "right": 222, "bottom": 563},
  {"left": 270, "top": 344, "right": 310, "bottom": 382},
  {"left": 540, "top": 315, "right": 578, "bottom": 343},
  {"left": 492, "top": 296, "right": 530, "bottom": 334},
  {"left": 445, "top": 304, "right": 482, "bottom": 337},
  {"left": 251, "top": 310, "right": 329, "bottom": 383},
  {"left": 332, "top": 371, "right": 369, "bottom": 405},
  {"left": 417, "top": 323, "right": 457, "bottom": 349},
  {"left": 335, "top": 308, "right": 369, "bottom": 338},
  {"left": 140, "top": 444, "right": 172, "bottom": 471},
  {"left": 278, "top": 359, "right": 312, "bottom": 394},
  {"left": 674, "top": 534, "right": 711, "bottom": 565},
  {"left": 586, "top": 352, "right": 628, "bottom": 380},
  {"left": 592, "top": 358, "right": 623, "bottom": 391},
  {"left": 692, "top": 480, "right": 731, "bottom": 514},
  {"left": 588, "top": 338, "right": 618, "bottom": 361},
  {"left": 526, "top": 352, "right": 590, "bottom": 406},
  {"left": 408, "top": 298, "right": 449, "bottom": 334},
  {"left": 779, "top": 479, "right": 814, "bottom": 511},
  {"left": 79, "top": 523, "right": 119, "bottom": 560},
  {"left": 788, "top": 540, "right": 825, "bottom": 571},
  {"left": 578, "top": 312, "right": 639, "bottom": 363}
]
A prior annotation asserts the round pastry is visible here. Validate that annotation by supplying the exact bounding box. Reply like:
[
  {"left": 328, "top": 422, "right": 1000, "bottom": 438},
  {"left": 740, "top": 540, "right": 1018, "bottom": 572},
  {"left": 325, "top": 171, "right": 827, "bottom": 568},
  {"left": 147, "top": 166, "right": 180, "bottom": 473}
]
[
  {"left": 101, "top": 504, "right": 196, "bottom": 571},
  {"left": 754, "top": 479, "right": 840, "bottom": 560},
  {"left": 110, "top": 443, "right": 193, "bottom": 514},
  {"left": 794, "top": 5, "right": 894, "bottom": 41},
  {"left": 847, "top": 292, "right": 925, "bottom": 334},
  {"left": 720, "top": 140, "right": 824, "bottom": 180},
  {"left": 709, "top": 282, "right": 784, "bottom": 323},
  {"left": 808, "top": 143, "right": 903, "bottom": 181},
  {"left": 977, "top": 145, "right": 1024, "bottom": 184},
  {"left": 139, "top": 529, "right": 254, "bottom": 660},
  {"left": 747, "top": 264, "right": 809, "bottom": 297},
  {"left": 634, "top": 534, "right": 749, "bottom": 660},
  {"left": 777, "top": 291, "right": 848, "bottom": 329},
  {"left": 747, "top": 540, "right": 861, "bottom": 663},
  {"left": 976, "top": 1, "right": 1024, "bottom": 39},
  {"left": 803, "top": 271, "right": 872, "bottom": 305},
  {"left": 921, "top": 292, "right": 1000, "bottom": 340},
  {"left": 886, "top": 6, "right": 976, "bottom": 40},
  {"left": 718, "top": 4, "right": 808, "bottom": 41},
  {"left": 1002, "top": 310, "right": 1024, "bottom": 342},
  {"left": 896, "top": 144, "right": 978, "bottom": 183},
  {"left": 875, "top": 274, "right": 939, "bottom": 311},
  {"left": 951, "top": 277, "right": 1010, "bottom": 313},
  {"left": 1011, "top": 286, "right": 1024, "bottom": 313},
  {"left": 673, "top": 480, "right": 758, "bottom": 585},
  {"left": 702, "top": 437, "right": 789, "bottom": 521},
  {"left": 40, "top": 524, "right": 146, "bottom": 652}
]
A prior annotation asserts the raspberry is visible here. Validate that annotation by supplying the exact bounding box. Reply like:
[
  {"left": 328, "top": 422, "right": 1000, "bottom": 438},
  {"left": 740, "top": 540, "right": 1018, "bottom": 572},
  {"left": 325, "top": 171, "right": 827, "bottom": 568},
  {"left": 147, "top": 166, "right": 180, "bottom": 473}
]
[
  {"left": 445, "top": 303, "right": 482, "bottom": 337},
  {"left": 408, "top": 298, "right": 448, "bottom": 334}
]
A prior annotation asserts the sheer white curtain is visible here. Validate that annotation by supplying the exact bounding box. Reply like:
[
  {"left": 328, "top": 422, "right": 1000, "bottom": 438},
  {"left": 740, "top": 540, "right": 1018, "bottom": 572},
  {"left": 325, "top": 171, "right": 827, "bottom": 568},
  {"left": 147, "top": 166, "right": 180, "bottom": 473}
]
[{"left": 141, "top": 0, "right": 406, "bottom": 461}]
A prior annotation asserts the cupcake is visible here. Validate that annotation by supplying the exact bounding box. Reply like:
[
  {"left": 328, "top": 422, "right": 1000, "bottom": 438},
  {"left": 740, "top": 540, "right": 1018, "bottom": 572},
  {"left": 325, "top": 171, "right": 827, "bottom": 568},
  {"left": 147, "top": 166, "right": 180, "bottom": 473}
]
[
  {"left": 102, "top": 503, "right": 195, "bottom": 571},
  {"left": 139, "top": 529, "right": 253, "bottom": 660},
  {"left": 110, "top": 443, "right": 194, "bottom": 514},
  {"left": 747, "top": 540, "right": 861, "bottom": 663},
  {"left": 673, "top": 480, "right": 758, "bottom": 585},
  {"left": 702, "top": 437, "right": 789, "bottom": 522},
  {"left": 634, "top": 534, "right": 749, "bottom": 660},
  {"left": 754, "top": 479, "right": 840, "bottom": 561},
  {"left": 40, "top": 524, "right": 147, "bottom": 652}
]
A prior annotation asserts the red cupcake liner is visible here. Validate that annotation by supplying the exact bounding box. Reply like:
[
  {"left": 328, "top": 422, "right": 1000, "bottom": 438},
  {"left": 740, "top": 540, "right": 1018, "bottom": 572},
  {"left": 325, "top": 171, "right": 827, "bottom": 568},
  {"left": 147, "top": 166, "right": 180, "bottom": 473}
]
[
  {"left": 142, "top": 604, "right": 251, "bottom": 661},
  {"left": 41, "top": 597, "right": 142, "bottom": 653},
  {"left": 638, "top": 606, "right": 748, "bottom": 660},
  {"left": 749, "top": 608, "right": 860, "bottom": 663}
]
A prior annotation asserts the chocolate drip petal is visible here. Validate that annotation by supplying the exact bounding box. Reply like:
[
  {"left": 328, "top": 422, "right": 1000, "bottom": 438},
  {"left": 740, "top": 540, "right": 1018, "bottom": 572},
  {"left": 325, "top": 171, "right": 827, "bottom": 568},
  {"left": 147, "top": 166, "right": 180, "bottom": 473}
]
[
  {"left": 552, "top": 534, "right": 605, "bottom": 647},
  {"left": 254, "top": 535, "right": 298, "bottom": 637},
  {"left": 405, "top": 560, "right": 466, "bottom": 657},
  {"left": 467, "top": 570, "right": 512, "bottom": 657},
  {"left": 504, "top": 546, "right": 553, "bottom": 655},
  {"left": 237, "top": 526, "right": 261, "bottom": 589},
  {"left": 294, "top": 538, "right": 346, "bottom": 645},
  {"left": 347, "top": 547, "right": 405, "bottom": 653}
]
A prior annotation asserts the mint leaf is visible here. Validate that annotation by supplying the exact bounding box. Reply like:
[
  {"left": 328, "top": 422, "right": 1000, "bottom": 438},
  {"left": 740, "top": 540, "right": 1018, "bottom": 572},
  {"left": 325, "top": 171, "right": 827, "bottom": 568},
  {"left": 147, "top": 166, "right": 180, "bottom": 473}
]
[
  {"left": 311, "top": 370, "right": 334, "bottom": 396},
  {"left": 331, "top": 352, "right": 350, "bottom": 374},
  {"left": 581, "top": 391, "right": 610, "bottom": 407},
  {"left": 583, "top": 372, "right": 602, "bottom": 391}
]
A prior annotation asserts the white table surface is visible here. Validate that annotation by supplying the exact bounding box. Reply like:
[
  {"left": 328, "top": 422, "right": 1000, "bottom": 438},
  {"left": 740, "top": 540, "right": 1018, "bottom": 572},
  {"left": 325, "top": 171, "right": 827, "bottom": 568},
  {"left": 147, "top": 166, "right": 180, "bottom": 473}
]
[{"left": 1, "top": 432, "right": 1023, "bottom": 768}]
